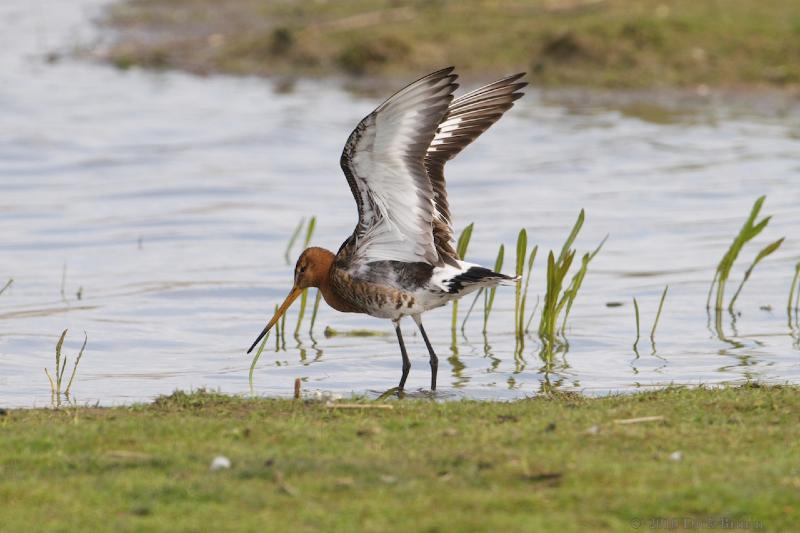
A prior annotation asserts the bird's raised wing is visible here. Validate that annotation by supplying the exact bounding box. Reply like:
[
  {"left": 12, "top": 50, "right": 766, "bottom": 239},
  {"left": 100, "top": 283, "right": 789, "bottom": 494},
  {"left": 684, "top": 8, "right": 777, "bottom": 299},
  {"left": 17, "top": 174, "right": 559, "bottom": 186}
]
[
  {"left": 340, "top": 67, "right": 459, "bottom": 266},
  {"left": 424, "top": 73, "right": 527, "bottom": 264}
]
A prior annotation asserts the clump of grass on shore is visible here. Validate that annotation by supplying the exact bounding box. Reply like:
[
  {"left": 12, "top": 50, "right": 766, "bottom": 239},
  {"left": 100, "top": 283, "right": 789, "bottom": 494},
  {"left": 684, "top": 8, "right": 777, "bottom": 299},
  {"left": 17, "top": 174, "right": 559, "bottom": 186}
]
[
  {"left": 706, "top": 196, "right": 784, "bottom": 312},
  {"left": 1, "top": 385, "right": 796, "bottom": 530},
  {"left": 100, "top": 0, "right": 800, "bottom": 90}
]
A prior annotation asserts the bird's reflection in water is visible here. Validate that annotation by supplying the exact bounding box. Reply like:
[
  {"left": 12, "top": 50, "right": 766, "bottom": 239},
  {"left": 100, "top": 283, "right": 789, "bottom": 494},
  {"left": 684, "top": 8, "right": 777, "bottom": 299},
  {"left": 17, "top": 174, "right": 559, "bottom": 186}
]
[
  {"left": 482, "top": 332, "right": 502, "bottom": 373},
  {"left": 447, "top": 329, "right": 470, "bottom": 389}
]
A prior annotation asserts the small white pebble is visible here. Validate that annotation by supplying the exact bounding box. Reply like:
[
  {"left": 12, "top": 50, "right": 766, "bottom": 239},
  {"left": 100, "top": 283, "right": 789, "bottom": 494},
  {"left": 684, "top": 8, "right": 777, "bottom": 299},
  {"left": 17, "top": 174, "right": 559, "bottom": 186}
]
[
  {"left": 669, "top": 451, "right": 682, "bottom": 462},
  {"left": 585, "top": 425, "right": 599, "bottom": 435},
  {"left": 210, "top": 455, "right": 231, "bottom": 470}
]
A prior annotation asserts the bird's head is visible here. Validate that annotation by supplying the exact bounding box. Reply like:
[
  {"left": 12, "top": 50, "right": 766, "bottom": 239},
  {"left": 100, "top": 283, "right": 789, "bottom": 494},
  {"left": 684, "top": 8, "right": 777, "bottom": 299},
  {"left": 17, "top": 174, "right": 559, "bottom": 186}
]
[{"left": 246, "top": 247, "right": 334, "bottom": 353}]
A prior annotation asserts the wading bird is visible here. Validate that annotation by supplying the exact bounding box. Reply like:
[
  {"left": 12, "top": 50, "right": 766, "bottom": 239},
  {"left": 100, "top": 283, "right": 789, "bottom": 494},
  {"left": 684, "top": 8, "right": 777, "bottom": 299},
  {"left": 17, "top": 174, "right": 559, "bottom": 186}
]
[{"left": 248, "top": 67, "right": 526, "bottom": 391}]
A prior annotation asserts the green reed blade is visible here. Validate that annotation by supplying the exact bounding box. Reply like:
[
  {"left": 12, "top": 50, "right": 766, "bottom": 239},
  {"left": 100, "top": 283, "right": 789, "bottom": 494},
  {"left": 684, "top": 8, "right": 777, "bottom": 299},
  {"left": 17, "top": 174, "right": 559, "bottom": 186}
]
[
  {"left": 794, "top": 263, "right": 800, "bottom": 311},
  {"left": 274, "top": 304, "right": 281, "bottom": 351},
  {"left": 525, "top": 295, "right": 540, "bottom": 333},
  {"left": 309, "top": 290, "right": 322, "bottom": 336},
  {"left": 0, "top": 278, "right": 12, "bottom": 296},
  {"left": 551, "top": 250, "right": 576, "bottom": 326},
  {"left": 456, "top": 223, "right": 474, "bottom": 259},
  {"left": 284, "top": 218, "right": 305, "bottom": 265},
  {"left": 559, "top": 235, "right": 606, "bottom": 334},
  {"left": 293, "top": 289, "right": 308, "bottom": 337},
  {"left": 452, "top": 223, "right": 474, "bottom": 331},
  {"left": 54, "top": 329, "right": 68, "bottom": 392},
  {"left": 483, "top": 244, "right": 505, "bottom": 333},
  {"left": 64, "top": 331, "right": 88, "bottom": 396},
  {"left": 790, "top": 262, "right": 800, "bottom": 313},
  {"left": 518, "top": 245, "right": 538, "bottom": 337},
  {"left": 514, "top": 229, "right": 527, "bottom": 337},
  {"left": 44, "top": 367, "right": 56, "bottom": 396},
  {"left": 706, "top": 270, "right": 719, "bottom": 309},
  {"left": 728, "top": 237, "right": 784, "bottom": 311},
  {"left": 303, "top": 216, "right": 317, "bottom": 248},
  {"left": 650, "top": 286, "right": 669, "bottom": 341},
  {"left": 633, "top": 297, "right": 641, "bottom": 350},
  {"left": 461, "top": 288, "right": 484, "bottom": 332},
  {"left": 248, "top": 330, "right": 271, "bottom": 394},
  {"left": 291, "top": 216, "right": 317, "bottom": 336},
  {"left": 557, "top": 209, "right": 584, "bottom": 265}
]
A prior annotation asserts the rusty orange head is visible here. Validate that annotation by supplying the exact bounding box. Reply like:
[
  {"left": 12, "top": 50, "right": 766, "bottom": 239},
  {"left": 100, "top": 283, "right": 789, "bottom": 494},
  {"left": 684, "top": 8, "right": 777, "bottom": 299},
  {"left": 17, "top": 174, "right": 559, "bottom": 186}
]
[{"left": 246, "top": 247, "right": 335, "bottom": 353}]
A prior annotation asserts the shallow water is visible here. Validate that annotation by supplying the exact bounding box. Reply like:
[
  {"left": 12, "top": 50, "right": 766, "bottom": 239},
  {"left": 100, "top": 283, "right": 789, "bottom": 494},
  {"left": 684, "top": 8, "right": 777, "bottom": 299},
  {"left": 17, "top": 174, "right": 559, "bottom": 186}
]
[{"left": 1, "top": 1, "right": 799, "bottom": 407}]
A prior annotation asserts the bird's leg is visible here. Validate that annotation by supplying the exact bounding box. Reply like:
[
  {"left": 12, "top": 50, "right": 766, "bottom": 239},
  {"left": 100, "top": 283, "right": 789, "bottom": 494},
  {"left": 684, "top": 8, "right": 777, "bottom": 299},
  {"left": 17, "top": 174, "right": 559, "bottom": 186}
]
[
  {"left": 413, "top": 315, "right": 438, "bottom": 391},
  {"left": 393, "top": 319, "right": 411, "bottom": 390}
]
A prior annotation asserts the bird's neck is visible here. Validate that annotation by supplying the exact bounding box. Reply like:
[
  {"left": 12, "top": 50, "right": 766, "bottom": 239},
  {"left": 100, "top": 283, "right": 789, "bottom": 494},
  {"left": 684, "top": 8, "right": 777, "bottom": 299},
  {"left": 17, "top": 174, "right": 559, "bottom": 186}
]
[{"left": 314, "top": 252, "right": 358, "bottom": 313}]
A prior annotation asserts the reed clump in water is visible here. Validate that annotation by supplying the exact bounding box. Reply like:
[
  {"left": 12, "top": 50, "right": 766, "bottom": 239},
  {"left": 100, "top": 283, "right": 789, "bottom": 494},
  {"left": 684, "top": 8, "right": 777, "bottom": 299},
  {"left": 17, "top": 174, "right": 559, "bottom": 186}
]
[
  {"left": 44, "top": 329, "right": 87, "bottom": 406},
  {"left": 537, "top": 210, "right": 606, "bottom": 357},
  {"left": 707, "top": 196, "right": 784, "bottom": 312}
]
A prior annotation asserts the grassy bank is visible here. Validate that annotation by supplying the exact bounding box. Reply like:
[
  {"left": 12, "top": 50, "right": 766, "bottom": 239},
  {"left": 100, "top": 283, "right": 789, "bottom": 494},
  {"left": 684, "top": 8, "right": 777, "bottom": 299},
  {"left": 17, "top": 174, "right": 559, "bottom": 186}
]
[
  {"left": 1, "top": 385, "right": 798, "bottom": 531},
  {"left": 100, "top": 0, "right": 800, "bottom": 90}
]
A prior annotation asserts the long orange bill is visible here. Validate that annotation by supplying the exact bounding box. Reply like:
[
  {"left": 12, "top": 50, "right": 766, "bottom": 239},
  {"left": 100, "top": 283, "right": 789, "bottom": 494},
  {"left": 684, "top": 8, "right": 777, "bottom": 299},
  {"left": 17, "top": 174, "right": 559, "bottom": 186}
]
[{"left": 246, "top": 286, "right": 303, "bottom": 353}]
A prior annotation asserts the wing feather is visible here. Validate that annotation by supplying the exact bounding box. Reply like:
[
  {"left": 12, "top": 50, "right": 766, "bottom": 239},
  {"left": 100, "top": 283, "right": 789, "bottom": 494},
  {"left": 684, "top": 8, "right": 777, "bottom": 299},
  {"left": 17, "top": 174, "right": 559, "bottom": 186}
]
[
  {"left": 424, "top": 73, "right": 527, "bottom": 265},
  {"left": 340, "top": 67, "right": 459, "bottom": 266}
]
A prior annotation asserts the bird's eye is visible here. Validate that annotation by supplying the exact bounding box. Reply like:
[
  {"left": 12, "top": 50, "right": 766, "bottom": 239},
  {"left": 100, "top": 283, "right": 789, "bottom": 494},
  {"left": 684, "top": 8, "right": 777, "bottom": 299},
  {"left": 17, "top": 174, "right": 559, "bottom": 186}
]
[{"left": 300, "top": 266, "right": 306, "bottom": 273}]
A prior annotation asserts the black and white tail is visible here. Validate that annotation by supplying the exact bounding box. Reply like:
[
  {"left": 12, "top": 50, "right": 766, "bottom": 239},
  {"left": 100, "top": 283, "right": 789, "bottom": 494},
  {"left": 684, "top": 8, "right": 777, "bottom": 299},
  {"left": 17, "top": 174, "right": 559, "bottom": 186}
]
[{"left": 432, "top": 261, "right": 519, "bottom": 296}]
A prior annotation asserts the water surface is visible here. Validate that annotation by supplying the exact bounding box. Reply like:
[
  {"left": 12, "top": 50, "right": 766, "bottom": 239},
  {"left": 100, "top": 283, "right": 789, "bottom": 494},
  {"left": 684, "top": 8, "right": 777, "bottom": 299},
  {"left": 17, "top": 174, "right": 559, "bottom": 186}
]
[{"left": 1, "top": 0, "right": 799, "bottom": 407}]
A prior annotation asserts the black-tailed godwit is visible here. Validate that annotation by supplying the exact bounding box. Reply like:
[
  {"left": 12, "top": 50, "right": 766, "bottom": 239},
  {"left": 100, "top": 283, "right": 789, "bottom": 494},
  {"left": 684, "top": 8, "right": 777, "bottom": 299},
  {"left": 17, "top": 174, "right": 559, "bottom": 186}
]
[{"left": 248, "top": 67, "right": 527, "bottom": 391}]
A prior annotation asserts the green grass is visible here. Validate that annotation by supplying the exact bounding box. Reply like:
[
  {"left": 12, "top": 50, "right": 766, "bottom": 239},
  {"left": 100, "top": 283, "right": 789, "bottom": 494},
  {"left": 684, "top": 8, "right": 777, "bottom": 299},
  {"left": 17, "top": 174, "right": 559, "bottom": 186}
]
[
  {"left": 100, "top": 0, "right": 800, "bottom": 90},
  {"left": 1, "top": 385, "right": 797, "bottom": 531}
]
